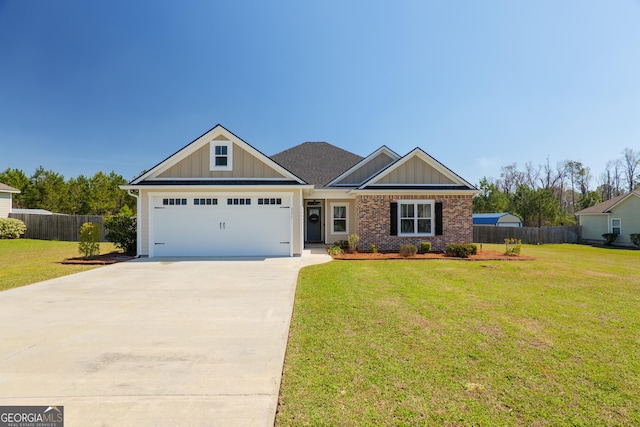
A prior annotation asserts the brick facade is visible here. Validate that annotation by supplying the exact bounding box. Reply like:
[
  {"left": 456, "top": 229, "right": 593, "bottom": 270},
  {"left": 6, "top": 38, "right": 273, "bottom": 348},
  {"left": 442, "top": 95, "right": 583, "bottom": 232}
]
[{"left": 355, "top": 194, "right": 473, "bottom": 252}]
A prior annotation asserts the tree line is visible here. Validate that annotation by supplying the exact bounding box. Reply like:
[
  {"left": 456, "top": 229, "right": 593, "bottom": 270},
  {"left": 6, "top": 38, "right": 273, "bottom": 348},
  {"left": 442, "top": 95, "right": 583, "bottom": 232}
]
[
  {"left": 0, "top": 167, "right": 136, "bottom": 216},
  {"left": 473, "top": 148, "right": 640, "bottom": 227}
]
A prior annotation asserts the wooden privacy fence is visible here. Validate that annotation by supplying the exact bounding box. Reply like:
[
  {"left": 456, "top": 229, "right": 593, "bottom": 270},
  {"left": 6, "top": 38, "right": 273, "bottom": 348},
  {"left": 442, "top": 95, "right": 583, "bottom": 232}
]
[
  {"left": 9, "top": 213, "right": 107, "bottom": 242},
  {"left": 473, "top": 225, "right": 581, "bottom": 245}
]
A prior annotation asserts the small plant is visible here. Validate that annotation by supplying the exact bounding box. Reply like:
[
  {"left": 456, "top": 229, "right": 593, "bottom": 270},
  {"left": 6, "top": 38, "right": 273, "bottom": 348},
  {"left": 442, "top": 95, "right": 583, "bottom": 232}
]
[
  {"left": 399, "top": 243, "right": 418, "bottom": 257},
  {"left": 602, "top": 233, "right": 618, "bottom": 246},
  {"left": 445, "top": 243, "right": 477, "bottom": 258},
  {"left": 327, "top": 245, "right": 344, "bottom": 255},
  {"left": 630, "top": 233, "right": 640, "bottom": 248},
  {"left": 504, "top": 238, "right": 522, "bottom": 256},
  {"left": 78, "top": 222, "right": 101, "bottom": 259},
  {"left": 370, "top": 244, "right": 378, "bottom": 254},
  {"left": 334, "top": 240, "right": 349, "bottom": 251},
  {"left": 0, "top": 218, "right": 26, "bottom": 239},
  {"left": 418, "top": 241, "right": 432, "bottom": 254},
  {"left": 347, "top": 233, "right": 360, "bottom": 253}
]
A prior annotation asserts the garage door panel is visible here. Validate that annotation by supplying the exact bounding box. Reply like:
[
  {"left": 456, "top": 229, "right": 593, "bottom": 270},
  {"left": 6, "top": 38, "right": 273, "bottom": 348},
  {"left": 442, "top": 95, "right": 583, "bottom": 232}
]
[{"left": 151, "top": 195, "right": 292, "bottom": 257}]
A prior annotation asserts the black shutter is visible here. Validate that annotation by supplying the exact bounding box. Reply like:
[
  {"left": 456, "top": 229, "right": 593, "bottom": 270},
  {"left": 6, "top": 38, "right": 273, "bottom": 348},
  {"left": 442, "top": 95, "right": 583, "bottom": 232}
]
[
  {"left": 390, "top": 202, "right": 398, "bottom": 236},
  {"left": 435, "top": 202, "right": 443, "bottom": 235}
]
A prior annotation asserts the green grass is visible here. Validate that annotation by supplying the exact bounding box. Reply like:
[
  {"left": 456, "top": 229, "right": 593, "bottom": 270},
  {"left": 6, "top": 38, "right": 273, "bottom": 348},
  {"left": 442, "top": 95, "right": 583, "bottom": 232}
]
[
  {"left": 276, "top": 244, "right": 640, "bottom": 426},
  {"left": 0, "top": 239, "right": 118, "bottom": 291}
]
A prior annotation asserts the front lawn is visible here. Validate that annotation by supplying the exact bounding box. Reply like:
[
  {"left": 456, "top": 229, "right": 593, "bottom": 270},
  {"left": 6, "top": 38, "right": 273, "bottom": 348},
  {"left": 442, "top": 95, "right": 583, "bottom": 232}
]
[
  {"left": 277, "top": 244, "right": 640, "bottom": 426},
  {"left": 0, "top": 239, "right": 118, "bottom": 291}
]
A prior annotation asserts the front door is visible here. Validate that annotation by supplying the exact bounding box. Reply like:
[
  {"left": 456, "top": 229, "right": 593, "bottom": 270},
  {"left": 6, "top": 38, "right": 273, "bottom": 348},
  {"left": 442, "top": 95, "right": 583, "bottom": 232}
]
[{"left": 306, "top": 206, "right": 322, "bottom": 242}]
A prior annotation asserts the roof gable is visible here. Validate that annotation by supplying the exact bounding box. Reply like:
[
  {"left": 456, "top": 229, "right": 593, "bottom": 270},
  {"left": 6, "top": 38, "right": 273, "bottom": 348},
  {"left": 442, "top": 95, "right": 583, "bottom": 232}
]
[
  {"left": 132, "top": 125, "right": 304, "bottom": 184},
  {"left": 270, "top": 142, "right": 363, "bottom": 188},
  {"left": 359, "top": 148, "right": 476, "bottom": 190},
  {"left": 576, "top": 190, "right": 640, "bottom": 215},
  {"left": 327, "top": 146, "right": 400, "bottom": 187},
  {"left": 0, "top": 183, "right": 20, "bottom": 193}
]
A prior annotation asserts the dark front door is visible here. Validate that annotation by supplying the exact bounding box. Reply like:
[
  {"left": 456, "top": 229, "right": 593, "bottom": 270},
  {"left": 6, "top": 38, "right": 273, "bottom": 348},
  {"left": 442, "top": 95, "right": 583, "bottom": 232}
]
[{"left": 306, "top": 206, "right": 322, "bottom": 242}]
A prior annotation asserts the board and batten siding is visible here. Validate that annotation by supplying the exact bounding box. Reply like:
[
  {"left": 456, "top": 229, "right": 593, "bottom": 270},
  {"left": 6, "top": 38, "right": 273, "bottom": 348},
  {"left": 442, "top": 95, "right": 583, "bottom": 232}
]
[
  {"left": 374, "top": 157, "right": 456, "bottom": 185},
  {"left": 334, "top": 153, "right": 396, "bottom": 185},
  {"left": 158, "top": 142, "right": 286, "bottom": 179}
]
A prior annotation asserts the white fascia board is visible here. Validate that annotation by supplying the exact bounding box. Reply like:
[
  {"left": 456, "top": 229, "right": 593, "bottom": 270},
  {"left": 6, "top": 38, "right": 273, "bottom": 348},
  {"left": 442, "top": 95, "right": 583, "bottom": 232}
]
[
  {"left": 306, "top": 188, "right": 355, "bottom": 200},
  {"left": 352, "top": 188, "right": 480, "bottom": 196},
  {"left": 131, "top": 124, "right": 306, "bottom": 185},
  {"left": 607, "top": 192, "right": 640, "bottom": 211},
  {"left": 359, "top": 148, "right": 476, "bottom": 190},
  {"left": 121, "top": 184, "right": 314, "bottom": 191}
]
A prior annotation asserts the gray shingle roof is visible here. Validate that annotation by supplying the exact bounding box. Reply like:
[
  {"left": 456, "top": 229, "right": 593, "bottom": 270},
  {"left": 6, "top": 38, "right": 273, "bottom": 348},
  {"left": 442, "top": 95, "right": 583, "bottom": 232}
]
[
  {"left": 270, "top": 142, "right": 364, "bottom": 188},
  {"left": 575, "top": 190, "right": 640, "bottom": 214},
  {"left": 0, "top": 182, "right": 20, "bottom": 193}
]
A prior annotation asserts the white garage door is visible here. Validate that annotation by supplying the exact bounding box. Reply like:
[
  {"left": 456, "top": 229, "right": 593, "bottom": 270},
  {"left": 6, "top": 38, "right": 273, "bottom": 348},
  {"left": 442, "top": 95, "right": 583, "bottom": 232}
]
[{"left": 151, "top": 194, "right": 292, "bottom": 257}]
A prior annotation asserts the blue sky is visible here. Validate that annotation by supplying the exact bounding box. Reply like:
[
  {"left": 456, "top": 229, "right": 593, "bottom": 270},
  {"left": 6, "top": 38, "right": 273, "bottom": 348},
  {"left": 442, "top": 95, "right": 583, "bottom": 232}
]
[{"left": 1, "top": 0, "right": 639, "bottom": 186}]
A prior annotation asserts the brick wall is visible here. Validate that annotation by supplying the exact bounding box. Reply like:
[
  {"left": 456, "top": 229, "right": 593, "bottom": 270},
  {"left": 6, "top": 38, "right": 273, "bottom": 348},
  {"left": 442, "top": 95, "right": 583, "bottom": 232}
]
[{"left": 355, "top": 194, "right": 473, "bottom": 252}]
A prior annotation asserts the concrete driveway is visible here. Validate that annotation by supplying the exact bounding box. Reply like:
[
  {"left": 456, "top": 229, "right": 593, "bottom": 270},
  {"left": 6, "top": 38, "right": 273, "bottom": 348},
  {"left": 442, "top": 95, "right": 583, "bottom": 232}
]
[{"left": 0, "top": 253, "right": 330, "bottom": 426}]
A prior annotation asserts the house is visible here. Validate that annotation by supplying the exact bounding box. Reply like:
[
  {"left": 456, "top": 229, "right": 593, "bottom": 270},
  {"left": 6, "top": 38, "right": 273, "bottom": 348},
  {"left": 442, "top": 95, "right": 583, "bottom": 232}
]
[
  {"left": 473, "top": 213, "right": 522, "bottom": 227},
  {"left": 121, "top": 124, "right": 478, "bottom": 257},
  {"left": 575, "top": 190, "right": 640, "bottom": 246},
  {"left": 0, "top": 183, "right": 20, "bottom": 218}
]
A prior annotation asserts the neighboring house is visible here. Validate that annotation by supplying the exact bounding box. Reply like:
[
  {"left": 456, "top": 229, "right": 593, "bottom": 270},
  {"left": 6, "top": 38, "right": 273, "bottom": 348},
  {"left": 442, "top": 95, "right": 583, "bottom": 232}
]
[
  {"left": 121, "top": 124, "right": 478, "bottom": 257},
  {"left": 0, "top": 183, "right": 20, "bottom": 218},
  {"left": 575, "top": 190, "right": 640, "bottom": 246},
  {"left": 473, "top": 213, "right": 522, "bottom": 227}
]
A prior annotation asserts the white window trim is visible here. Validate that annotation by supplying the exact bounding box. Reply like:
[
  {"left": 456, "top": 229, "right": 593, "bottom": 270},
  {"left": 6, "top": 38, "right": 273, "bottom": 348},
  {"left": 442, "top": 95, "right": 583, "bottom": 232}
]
[
  {"left": 210, "top": 141, "right": 233, "bottom": 171},
  {"left": 331, "top": 203, "right": 349, "bottom": 235},
  {"left": 611, "top": 218, "right": 621, "bottom": 235},
  {"left": 398, "top": 199, "right": 435, "bottom": 236}
]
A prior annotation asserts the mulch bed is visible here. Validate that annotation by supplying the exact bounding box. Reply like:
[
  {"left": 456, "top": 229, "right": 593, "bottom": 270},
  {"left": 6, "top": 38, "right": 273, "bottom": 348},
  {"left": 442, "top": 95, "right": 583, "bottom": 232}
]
[
  {"left": 331, "top": 249, "right": 534, "bottom": 261},
  {"left": 62, "top": 252, "right": 135, "bottom": 265}
]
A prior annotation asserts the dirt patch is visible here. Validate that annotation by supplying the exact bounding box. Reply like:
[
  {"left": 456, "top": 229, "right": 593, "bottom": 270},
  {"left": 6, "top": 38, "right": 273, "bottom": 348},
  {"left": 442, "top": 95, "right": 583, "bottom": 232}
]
[
  {"left": 62, "top": 252, "right": 135, "bottom": 265},
  {"left": 331, "top": 249, "right": 534, "bottom": 261}
]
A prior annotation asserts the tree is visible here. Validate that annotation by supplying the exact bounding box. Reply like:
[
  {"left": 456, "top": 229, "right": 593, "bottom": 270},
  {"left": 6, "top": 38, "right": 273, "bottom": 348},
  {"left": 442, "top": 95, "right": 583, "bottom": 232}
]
[
  {"left": 472, "top": 177, "right": 509, "bottom": 213},
  {"left": 0, "top": 168, "right": 30, "bottom": 208},
  {"left": 622, "top": 147, "right": 640, "bottom": 192},
  {"left": 511, "top": 185, "right": 559, "bottom": 227},
  {"left": 27, "top": 167, "right": 67, "bottom": 212}
]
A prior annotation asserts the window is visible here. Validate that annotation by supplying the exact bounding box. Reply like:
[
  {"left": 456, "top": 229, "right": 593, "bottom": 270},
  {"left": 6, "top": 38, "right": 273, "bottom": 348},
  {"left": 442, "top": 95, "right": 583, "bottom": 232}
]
[
  {"left": 398, "top": 200, "right": 433, "bottom": 235},
  {"left": 258, "top": 198, "right": 282, "bottom": 205},
  {"left": 331, "top": 204, "right": 348, "bottom": 234},
  {"left": 194, "top": 198, "right": 218, "bottom": 205},
  {"left": 210, "top": 142, "right": 232, "bottom": 171},
  {"left": 227, "top": 198, "right": 251, "bottom": 205},
  {"left": 612, "top": 218, "right": 621, "bottom": 236},
  {"left": 162, "top": 198, "right": 187, "bottom": 206}
]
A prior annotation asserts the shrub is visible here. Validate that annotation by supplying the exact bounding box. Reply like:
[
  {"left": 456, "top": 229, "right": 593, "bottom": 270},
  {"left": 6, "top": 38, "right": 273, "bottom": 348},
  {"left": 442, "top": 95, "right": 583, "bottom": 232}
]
[
  {"left": 504, "top": 238, "right": 522, "bottom": 256},
  {"left": 347, "top": 233, "right": 360, "bottom": 253},
  {"left": 0, "top": 218, "right": 26, "bottom": 239},
  {"left": 399, "top": 243, "right": 418, "bottom": 257},
  {"left": 327, "top": 245, "right": 344, "bottom": 255},
  {"left": 446, "top": 243, "right": 478, "bottom": 258},
  {"left": 370, "top": 244, "right": 378, "bottom": 254},
  {"left": 334, "top": 240, "right": 349, "bottom": 251},
  {"left": 630, "top": 233, "right": 640, "bottom": 248},
  {"left": 602, "top": 233, "right": 618, "bottom": 246},
  {"left": 78, "top": 222, "right": 101, "bottom": 259},
  {"left": 418, "top": 241, "right": 432, "bottom": 254},
  {"left": 104, "top": 211, "right": 137, "bottom": 255}
]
